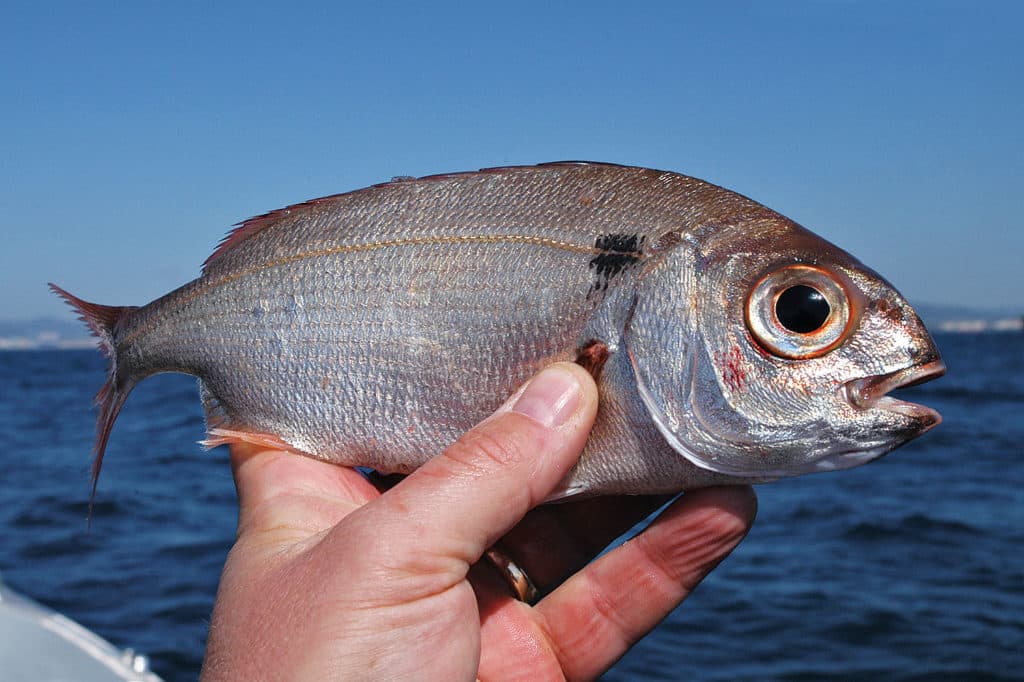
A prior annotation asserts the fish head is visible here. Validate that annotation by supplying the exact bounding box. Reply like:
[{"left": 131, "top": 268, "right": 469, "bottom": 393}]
[{"left": 628, "top": 216, "right": 945, "bottom": 478}]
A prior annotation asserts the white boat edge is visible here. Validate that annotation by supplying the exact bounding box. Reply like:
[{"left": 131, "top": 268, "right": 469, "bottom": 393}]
[{"left": 0, "top": 574, "right": 165, "bottom": 681}]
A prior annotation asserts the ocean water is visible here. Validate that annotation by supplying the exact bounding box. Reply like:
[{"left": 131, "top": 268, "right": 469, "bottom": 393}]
[{"left": 0, "top": 333, "right": 1021, "bottom": 681}]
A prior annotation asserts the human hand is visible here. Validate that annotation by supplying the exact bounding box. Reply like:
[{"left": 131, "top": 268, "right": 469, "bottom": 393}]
[{"left": 201, "top": 363, "right": 756, "bottom": 680}]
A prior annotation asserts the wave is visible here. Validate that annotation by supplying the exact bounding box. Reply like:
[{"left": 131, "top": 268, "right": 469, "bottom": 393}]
[{"left": 842, "top": 512, "right": 980, "bottom": 542}]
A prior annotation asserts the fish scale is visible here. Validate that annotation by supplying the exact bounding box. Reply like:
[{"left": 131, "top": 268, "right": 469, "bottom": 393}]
[{"left": 52, "top": 162, "right": 943, "bottom": 505}]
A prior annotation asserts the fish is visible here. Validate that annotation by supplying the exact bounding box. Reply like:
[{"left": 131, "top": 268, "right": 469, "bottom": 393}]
[{"left": 52, "top": 162, "right": 945, "bottom": 504}]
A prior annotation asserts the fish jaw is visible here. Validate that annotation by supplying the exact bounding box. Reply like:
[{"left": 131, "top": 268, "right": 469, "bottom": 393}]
[{"left": 844, "top": 358, "right": 946, "bottom": 429}]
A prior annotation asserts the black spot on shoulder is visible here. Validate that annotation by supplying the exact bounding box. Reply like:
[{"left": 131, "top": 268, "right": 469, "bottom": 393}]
[
  {"left": 589, "top": 233, "right": 645, "bottom": 295},
  {"left": 594, "top": 233, "right": 644, "bottom": 255}
]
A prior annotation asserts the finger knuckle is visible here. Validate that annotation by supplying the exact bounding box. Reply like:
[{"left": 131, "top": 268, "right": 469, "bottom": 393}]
[{"left": 445, "top": 425, "right": 527, "bottom": 473}]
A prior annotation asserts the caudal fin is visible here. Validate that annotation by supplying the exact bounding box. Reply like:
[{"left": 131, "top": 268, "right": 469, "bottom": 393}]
[{"left": 49, "top": 283, "right": 137, "bottom": 520}]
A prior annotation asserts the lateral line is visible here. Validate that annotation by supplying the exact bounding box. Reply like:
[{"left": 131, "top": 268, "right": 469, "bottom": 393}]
[{"left": 122, "top": 234, "right": 644, "bottom": 345}]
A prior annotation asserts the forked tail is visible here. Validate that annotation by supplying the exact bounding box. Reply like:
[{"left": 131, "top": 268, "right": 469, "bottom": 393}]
[{"left": 49, "top": 283, "right": 138, "bottom": 520}]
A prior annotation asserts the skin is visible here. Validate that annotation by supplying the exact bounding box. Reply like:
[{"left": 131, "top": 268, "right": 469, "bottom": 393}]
[{"left": 201, "top": 363, "right": 757, "bottom": 681}]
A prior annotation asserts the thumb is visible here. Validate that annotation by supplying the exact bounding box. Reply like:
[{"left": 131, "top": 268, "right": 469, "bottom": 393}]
[{"left": 335, "top": 362, "right": 599, "bottom": 584}]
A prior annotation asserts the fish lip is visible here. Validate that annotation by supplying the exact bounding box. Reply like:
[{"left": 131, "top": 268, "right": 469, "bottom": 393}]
[{"left": 844, "top": 359, "right": 947, "bottom": 429}]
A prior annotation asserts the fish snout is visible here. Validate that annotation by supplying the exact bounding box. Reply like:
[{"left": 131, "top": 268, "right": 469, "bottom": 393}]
[{"left": 843, "top": 358, "right": 946, "bottom": 431}]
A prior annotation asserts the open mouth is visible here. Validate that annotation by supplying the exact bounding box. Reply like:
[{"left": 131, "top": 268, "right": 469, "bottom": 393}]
[{"left": 845, "top": 359, "right": 947, "bottom": 428}]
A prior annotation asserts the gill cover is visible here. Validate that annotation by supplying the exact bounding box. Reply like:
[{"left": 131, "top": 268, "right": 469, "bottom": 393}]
[{"left": 624, "top": 245, "right": 790, "bottom": 478}]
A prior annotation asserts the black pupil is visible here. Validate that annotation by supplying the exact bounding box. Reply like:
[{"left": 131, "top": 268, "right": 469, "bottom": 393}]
[{"left": 775, "top": 285, "right": 830, "bottom": 333}]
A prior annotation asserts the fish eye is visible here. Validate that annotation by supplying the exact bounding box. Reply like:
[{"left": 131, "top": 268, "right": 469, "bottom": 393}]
[
  {"left": 775, "top": 285, "right": 830, "bottom": 333},
  {"left": 745, "top": 265, "right": 859, "bottom": 359}
]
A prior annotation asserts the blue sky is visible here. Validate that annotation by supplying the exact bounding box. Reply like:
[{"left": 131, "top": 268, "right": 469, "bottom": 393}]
[{"left": 2, "top": 2, "right": 1021, "bottom": 320}]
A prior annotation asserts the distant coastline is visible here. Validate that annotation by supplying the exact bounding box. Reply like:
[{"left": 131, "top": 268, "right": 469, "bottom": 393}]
[
  {"left": 936, "top": 318, "right": 1023, "bottom": 333},
  {"left": 2, "top": 305, "right": 1020, "bottom": 351},
  {"left": 0, "top": 335, "right": 96, "bottom": 351},
  {"left": 0, "top": 318, "right": 99, "bottom": 351}
]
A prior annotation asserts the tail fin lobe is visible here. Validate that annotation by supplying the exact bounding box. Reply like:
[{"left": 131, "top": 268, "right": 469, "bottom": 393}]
[
  {"left": 48, "top": 284, "right": 132, "bottom": 354},
  {"left": 49, "top": 283, "right": 138, "bottom": 521}
]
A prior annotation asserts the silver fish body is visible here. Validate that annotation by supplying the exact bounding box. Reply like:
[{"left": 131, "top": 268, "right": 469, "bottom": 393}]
[{"left": 53, "top": 162, "right": 944, "bottom": 498}]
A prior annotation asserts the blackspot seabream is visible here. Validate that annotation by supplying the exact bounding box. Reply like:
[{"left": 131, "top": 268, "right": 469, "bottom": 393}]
[{"left": 52, "top": 162, "right": 945, "bottom": 504}]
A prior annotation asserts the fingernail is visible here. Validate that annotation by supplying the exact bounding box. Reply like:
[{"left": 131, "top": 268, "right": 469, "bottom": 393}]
[{"left": 511, "top": 365, "right": 581, "bottom": 428}]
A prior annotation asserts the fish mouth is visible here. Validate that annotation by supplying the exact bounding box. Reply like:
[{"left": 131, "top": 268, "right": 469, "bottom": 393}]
[{"left": 844, "top": 359, "right": 947, "bottom": 430}]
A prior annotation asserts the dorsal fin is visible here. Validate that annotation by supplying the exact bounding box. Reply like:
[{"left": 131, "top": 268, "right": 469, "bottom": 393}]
[
  {"left": 202, "top": 194, "right": 348, "bottom": 273},
  {"left": 200, "top": 162, "right": 619, "bottom": 274}
]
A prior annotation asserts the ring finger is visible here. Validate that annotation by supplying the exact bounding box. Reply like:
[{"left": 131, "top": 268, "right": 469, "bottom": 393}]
[{"left": 485, "top": 493, "right": 673, "bottom": 598}]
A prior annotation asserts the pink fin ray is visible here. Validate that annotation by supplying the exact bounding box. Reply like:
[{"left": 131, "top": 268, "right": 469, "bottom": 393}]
[
  {"left": 48, "top": 283, "right": 131, "bottom": 353},
  {"left": 202, "top": 193, "right": 350, "bottom": 273},
  {"left": 49, "top": 283, "right": 138, "bottom": 524},
  {"left": 202, "top": 428, "right": 310, "bottom": 456}
]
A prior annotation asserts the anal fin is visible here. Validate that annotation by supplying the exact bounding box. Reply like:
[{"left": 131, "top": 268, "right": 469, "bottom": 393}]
[
  {"left": 201, "top": 427, "right": 307, "bottom": 455},
  {"left": 197, "top": 378, "right": 309, "bottom": 455}
]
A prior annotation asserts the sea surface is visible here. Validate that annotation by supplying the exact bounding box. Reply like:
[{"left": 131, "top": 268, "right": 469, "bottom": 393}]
[{"left": 1, "top": 333, "right": 1021, "bottom": 681}]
